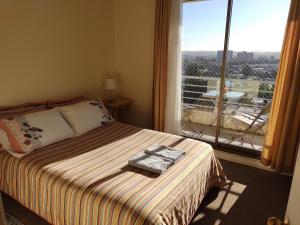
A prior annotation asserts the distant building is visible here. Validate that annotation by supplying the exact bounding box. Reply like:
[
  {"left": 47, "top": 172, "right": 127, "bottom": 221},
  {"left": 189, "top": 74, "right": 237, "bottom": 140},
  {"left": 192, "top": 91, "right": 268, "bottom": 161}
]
[
  {"left": 217, "top": 50, "right": 233, "bottom": 64},
  {"left": 237, "top": 51, "right": 254, "bottom": 60}
]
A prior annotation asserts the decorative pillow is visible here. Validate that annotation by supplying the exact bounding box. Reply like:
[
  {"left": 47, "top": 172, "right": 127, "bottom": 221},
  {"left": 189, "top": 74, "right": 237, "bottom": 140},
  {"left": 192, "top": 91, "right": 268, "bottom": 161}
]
[
  {"left": 58, "top": 99, "right": 113, "bottom": 136},
  {"left": 0, "top": 108, "right": 75, "bottom": 158},
  {"left": 91, "top": 98, "right": 114, "bottom": 123}
]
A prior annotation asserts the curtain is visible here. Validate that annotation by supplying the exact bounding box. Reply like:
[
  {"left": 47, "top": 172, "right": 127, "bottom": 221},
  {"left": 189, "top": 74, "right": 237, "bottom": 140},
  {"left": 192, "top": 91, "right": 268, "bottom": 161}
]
[
  {"left": 153, "top": 0, "right": 172, "bottom": 131},
  {"left": 165, "top": 1, "right": 182, "bottom": 134},
  {"left": 261, "top": 0, "right": 300, "bottom": 172},
  {"left": 153, "top": 0, "right": 182, "bottom": 132}
]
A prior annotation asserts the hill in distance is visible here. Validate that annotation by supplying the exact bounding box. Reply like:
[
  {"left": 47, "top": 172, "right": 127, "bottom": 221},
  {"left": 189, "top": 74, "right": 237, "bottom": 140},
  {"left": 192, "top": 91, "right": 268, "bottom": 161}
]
[{"left": 183, "top": 50, "right": 280, "bottom": 59}]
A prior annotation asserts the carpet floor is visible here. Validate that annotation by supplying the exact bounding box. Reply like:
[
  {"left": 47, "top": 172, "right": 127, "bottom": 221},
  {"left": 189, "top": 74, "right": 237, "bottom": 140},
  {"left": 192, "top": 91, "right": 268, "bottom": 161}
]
[
  {"left": 6, "top": 214, "right": 24, "bottom": 225},
  {"left": 190, "top": 159, "right": 292, "bottom": 225},
  {"left": 3, "top": 159, "right": 292, "bottom": 225}
]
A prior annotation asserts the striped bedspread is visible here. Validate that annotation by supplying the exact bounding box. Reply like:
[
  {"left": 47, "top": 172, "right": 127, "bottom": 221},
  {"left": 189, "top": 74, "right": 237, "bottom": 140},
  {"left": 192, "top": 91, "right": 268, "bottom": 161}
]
[{"left": 0, "top": 122, "right": 225, "bottom": 225}]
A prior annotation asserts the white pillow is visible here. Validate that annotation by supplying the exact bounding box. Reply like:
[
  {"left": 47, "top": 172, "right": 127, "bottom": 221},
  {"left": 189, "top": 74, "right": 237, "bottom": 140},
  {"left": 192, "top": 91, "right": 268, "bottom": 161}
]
[
  {"left": 58, "top": 101, "right": 106, "bottom": 136},
  {"left": 23, "top": 108, "right": 76, "bottom": 146},
  {"left": 0, "top": 108, "right": 75, "bottom": 158}
]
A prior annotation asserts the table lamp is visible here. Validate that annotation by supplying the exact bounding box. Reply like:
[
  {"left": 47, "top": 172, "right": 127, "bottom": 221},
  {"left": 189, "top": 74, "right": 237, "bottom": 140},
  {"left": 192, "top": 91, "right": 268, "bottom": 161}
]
[{"left": 104, "top": 78, "right": 117, "bottom": 102}]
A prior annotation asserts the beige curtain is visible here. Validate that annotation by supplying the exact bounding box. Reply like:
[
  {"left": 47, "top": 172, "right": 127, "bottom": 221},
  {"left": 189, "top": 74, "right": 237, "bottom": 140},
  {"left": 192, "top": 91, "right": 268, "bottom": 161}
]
[
  {"left": 165, "top": 0, "right": 182, "bottom": 134},
  {"left": 153, "top": 0, "right": 172, "bottom": 131},
  {"left": 261, "top": 0, "right": 300, "bottom": 172}
]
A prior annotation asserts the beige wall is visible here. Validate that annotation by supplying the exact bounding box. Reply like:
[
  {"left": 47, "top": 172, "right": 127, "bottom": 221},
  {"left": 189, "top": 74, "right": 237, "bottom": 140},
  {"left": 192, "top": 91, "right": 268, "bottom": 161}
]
[
  {"left": 0, "top": 0, "right": 156, "bottom": 128},
  {"left": 285, "top": 145, "right": 300, "bottom": 225},
  {"left": 113, "top": 0, "right": 156, "bottom": 128},
  {"left": 0, "top": 0, "right": 115, "bottom": 106}
]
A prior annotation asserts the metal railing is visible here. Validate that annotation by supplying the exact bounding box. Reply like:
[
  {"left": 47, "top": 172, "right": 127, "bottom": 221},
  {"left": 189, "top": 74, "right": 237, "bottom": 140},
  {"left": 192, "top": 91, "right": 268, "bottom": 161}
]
[
  {"left": 181, "top": 77, "right": 274, "bottom": 145},
  {"left": 182, "top": 76, "right": 274, "bottom": 109},
  {"left": 181, "top": 52, "right": 278, "bottom": 143}
]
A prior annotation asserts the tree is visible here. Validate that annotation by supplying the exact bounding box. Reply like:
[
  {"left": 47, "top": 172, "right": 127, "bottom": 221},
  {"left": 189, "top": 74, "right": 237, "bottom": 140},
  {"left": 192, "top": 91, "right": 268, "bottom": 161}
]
[
  {"left": 241, "top": 65, "right": 254, "bottom": 78},
  {"left": 258, "top": 83, "right": 274, "bottom": 100},
  {"left": 185, "top": 63, "right": 201, "bottom": 76}
]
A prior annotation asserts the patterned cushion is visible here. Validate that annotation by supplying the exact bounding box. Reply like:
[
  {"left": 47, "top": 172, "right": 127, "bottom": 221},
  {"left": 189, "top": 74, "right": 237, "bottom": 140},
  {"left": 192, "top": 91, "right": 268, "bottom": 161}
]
[
  {"left": 91, "top": 98, "right": 114, "bottom": 123},
  {"left": 0, "top": 108, "right": 75, "bottom": 158},
  {"left": 58, "top": 98, "right": 114, "bottom": 136}
]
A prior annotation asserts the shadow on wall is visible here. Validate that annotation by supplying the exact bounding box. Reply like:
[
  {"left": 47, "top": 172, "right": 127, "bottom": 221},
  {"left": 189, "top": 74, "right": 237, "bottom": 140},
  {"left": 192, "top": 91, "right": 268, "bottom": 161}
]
[{"left": 126, "top": 104, "right": 153, "bottom": 129}]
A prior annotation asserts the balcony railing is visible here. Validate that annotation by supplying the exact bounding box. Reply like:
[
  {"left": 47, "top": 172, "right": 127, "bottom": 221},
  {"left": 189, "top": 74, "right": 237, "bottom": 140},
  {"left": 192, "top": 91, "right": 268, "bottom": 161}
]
[{"left": 181, "top": 75, "right": 274, "bottom": 151}]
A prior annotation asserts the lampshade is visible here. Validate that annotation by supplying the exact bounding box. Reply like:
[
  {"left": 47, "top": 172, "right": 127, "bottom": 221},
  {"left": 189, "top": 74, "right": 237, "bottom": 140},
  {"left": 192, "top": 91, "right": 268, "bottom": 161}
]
[{"left": 104, "top": 78, "right": 117, "bottom": 90}]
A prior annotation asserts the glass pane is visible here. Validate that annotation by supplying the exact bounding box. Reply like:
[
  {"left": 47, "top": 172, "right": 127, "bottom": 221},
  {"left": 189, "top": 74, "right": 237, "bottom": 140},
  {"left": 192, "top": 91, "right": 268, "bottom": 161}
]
[
  {"left": 219, "top": 0, "right": 290, "bottom": 152},
  {"left": 180, "top": 0, "right": 227, "bottom": 142}
]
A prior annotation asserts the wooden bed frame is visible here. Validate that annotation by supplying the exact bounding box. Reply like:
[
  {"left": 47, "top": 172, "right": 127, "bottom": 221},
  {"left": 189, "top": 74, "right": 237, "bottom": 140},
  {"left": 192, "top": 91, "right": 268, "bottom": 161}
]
[
  {"left": 0, "top": 96, "right": 86, "bottom": 118},
  {"left": 0, "top": 193, "right": 7, "bottom": 225}
]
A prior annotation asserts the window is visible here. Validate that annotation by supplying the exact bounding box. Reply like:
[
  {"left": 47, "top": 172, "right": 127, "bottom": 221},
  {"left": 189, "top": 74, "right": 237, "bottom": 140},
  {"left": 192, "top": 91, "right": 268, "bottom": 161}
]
[{"left": 181, "top": 0, "right": 290, "bottom": 154}]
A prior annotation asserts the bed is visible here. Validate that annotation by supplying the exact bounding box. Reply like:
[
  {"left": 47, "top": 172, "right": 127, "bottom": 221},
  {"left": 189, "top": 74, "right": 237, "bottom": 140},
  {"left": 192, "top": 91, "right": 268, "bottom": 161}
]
[{"left": 0, "top": 98, "right": 226, "bottom": 225}]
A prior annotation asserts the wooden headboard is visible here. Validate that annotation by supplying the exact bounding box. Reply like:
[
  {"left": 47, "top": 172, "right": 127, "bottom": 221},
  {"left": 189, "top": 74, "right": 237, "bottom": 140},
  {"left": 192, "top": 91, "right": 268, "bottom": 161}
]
[
  {"left": 0, "top": 96, "right": 87, "bottom": 119},
  {"left": 47, "top": 96, "right": 87, "bottom": 108}
]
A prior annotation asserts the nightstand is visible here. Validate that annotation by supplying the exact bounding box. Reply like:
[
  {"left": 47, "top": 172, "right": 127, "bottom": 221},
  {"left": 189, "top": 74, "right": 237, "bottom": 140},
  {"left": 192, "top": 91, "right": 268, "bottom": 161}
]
[{"left": 104, "top": 97, "right": 132, "bottom": 122}]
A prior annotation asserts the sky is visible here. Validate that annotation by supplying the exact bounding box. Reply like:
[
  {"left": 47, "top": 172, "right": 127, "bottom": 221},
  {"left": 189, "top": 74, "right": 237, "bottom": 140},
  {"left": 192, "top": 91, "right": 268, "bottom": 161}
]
[{"left": 182, "top": 0, "right": 291, "bottom": 52}]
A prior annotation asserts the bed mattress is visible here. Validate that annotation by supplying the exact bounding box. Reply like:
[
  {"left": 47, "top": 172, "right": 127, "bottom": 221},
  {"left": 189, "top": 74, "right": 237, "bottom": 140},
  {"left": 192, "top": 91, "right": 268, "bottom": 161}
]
[{"left": 0, "top": 122, "right": 225, "bottom": 225}]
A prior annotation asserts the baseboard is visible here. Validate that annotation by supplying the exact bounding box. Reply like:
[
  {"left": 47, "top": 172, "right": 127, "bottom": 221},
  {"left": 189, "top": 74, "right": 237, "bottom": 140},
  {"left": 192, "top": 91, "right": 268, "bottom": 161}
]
[{"left": 214, "top": 149, "right": 276, "bottom": 172}]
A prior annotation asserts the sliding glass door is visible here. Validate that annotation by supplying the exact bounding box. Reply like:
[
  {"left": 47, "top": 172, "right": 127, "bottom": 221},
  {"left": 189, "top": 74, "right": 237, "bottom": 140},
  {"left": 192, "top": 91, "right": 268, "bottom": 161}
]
[
  {"left": 181, "top": 0, "right": 228, "bottom": 143},
  {"left": 181, "top": 0, "right": 290, "bottom": 154}
]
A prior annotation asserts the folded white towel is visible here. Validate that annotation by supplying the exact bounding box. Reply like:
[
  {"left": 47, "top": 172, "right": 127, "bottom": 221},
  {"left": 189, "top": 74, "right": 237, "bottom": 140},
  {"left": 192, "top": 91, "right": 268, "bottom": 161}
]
[
  {"left": 144, "top": 144, "right": 185, "bottom": 163},
  {"left": 128, "top": 152, "right": 173, "bottom": 175}
]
